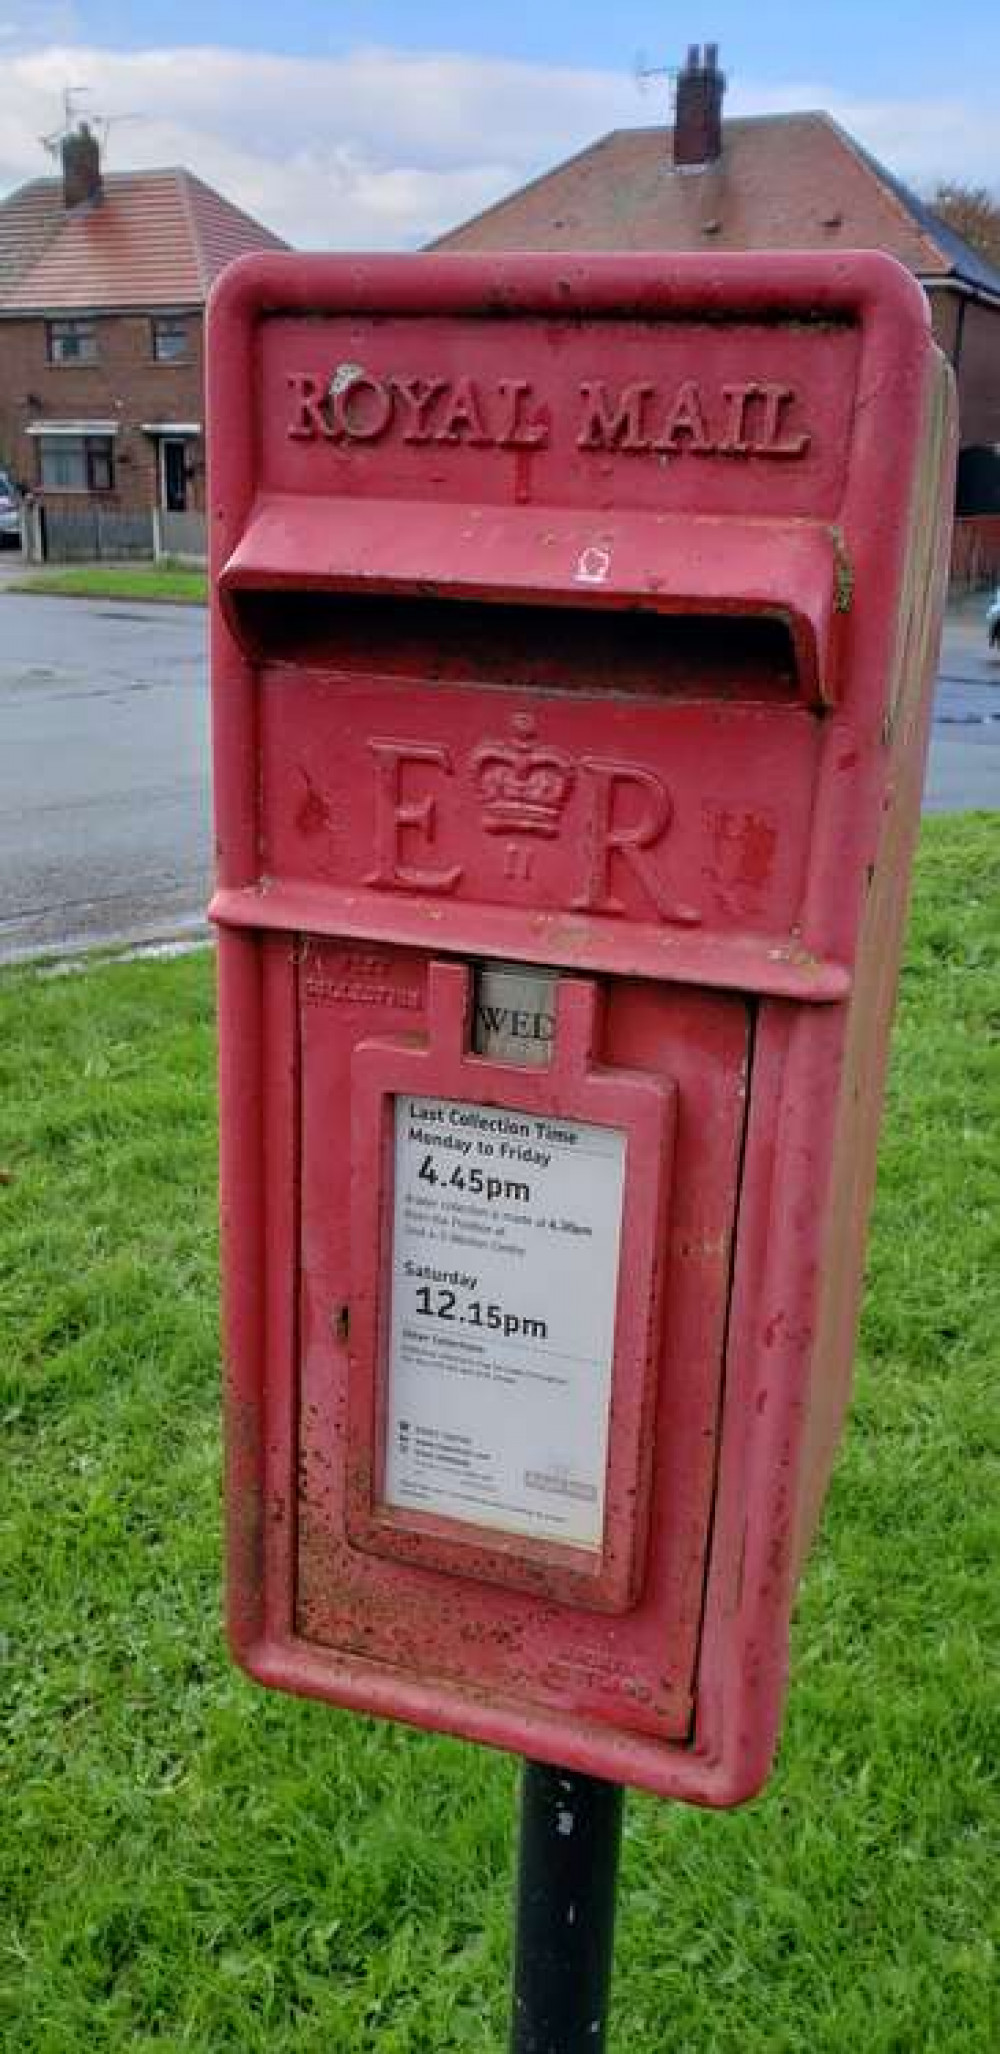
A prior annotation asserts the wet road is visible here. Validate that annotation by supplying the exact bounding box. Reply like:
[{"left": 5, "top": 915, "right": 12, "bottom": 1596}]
[
  {"left": 0, "top": 591, "right": 210, "bottom": 963},
  {"left": 922, "top": 604, "right": 1000, "bottom": 811},
  {"left": 0, "top": 588, "right": 996, "bottom": 964}
]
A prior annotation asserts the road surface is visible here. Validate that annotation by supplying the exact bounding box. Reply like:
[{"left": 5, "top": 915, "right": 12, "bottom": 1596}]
[
  {"left": 922, "top": 601, "right": 1000, "bottom": 812},
  {"left": 0, "top": 586, "right": 996, "bottom": 964},
  {"left": 0, "top": 590, "right": 210, "bottom": 963}
]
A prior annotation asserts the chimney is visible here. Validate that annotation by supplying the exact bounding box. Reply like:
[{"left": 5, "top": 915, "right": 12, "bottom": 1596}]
[
  {"left": 61, "top": 122, "right": 103, "bottom": 210},
  {"left": 673, "top": 43, "right": 725, "bottom": 168}
]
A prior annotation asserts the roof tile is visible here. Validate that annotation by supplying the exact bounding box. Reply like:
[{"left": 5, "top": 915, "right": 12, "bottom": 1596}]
[
  {"left": 433, "top": 114, "right": 1000, "bottom": 299},
  {"left": 0, "top": 168, "right": 286, "bottom": 313}
]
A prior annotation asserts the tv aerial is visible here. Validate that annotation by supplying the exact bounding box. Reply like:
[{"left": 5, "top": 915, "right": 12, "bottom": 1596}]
[
  {"left": 41, "top": 86, "right": 144, "bottom": 160},
  {"left": 633, "top": 49, "right": 679, "bottom": 109}
]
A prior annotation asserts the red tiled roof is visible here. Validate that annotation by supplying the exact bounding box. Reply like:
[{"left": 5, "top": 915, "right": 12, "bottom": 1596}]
[
  {"left": 0, "top": 168, "right": 286, "bottom": 313},
  {"left": 433, "top": 114, "right": 1000, "bottom": 297},
  {"left": 0, "top": 180, "right": 64, "bottom": 295}
]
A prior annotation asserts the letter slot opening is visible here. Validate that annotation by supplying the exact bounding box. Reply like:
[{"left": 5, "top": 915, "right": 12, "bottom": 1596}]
[{"left": 223, "top": 589, "right": 805, "bottom": 706}]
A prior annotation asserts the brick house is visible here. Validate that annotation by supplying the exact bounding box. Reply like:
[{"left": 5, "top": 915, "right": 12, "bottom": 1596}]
[
  {"left": 434, "top": 46, "right": 1000, "bottom": 580},
  {"left": 0, "top": 125, "right": 286, "bottom": 555}
]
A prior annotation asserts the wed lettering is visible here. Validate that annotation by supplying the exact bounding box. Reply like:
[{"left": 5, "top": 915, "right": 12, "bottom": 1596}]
[{"left": 475, "top": 1002, "right": 554, "bottom": 1048}]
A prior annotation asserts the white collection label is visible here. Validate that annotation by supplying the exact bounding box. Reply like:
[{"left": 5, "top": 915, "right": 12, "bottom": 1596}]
[{"left": 384, "top": 1094, "right": 626, "bottom": 1549}]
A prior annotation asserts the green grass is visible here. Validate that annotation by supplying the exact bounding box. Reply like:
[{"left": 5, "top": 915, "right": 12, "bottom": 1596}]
[
  {"left": 1, "top": 816, "right": 998, "bottom": 2051},
  {"left": 6, "top": 561, "right": 206, "bottom": 605}
]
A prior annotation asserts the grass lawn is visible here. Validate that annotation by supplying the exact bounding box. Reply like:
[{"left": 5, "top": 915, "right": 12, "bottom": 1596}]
[
  {"left": 6, "top": 562, "right": 206, "bottom": 605},
  {"left": 1, "top": 816, "right": 998, "bottom": 2052}
]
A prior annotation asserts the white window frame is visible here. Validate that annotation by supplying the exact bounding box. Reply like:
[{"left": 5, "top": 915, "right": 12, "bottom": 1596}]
[
  {"left": 47, "top": 318, "right": 99, "bottom": 365},
  {"left": 152, "top": 316, "right": 189, "bottom": 364},
  {"left": 37, "top": 433, "right": 115, "bottom": 494}
]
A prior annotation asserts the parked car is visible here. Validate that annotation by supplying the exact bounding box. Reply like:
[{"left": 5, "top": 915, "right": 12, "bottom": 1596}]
[
  {"left": 0, "top": 470, "right": 21, "bottom": 548},
  {"left": 988, "top": 587, "right": 1000, "bottom": 651}
]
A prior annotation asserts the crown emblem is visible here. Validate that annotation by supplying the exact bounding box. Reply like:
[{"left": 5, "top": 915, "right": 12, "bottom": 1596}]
[{"left": 472, "top": 715, "right": 575, "bottom": 838}]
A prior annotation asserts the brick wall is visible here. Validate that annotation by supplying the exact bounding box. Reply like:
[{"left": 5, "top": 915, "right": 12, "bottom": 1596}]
[
  {"left": 928, "top": 290, "right": 960, "bottom": 361},
  {"left": 929, "top": 288, "right": 1000, "bottom": 451},
  {"left": 951, "top": 516, "right": 1000, "bottom": 588},
  {"left": 0, "top": 308, "right": 205, "bottom": 513},
  {"left": 953, "top": 299, "right": 1000, "bottom": 450}
]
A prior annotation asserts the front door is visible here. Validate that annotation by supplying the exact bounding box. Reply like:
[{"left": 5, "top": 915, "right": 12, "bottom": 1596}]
[{"left": 161, "top": 438, "right": 187, "bottom": 513}]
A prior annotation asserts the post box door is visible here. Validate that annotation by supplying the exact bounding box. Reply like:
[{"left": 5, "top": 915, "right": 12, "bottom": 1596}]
[{"left": 292, "top": 940, "right": 750, "bottom": 1742}]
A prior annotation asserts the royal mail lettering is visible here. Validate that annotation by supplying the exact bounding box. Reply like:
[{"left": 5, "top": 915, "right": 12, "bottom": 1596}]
[
  {"left": 390, "top": 377, "right": 448, "bottom": 440},
  {"left": 576, "top": 379, "right": 808, "bottom": 456},
  {"left": 286, "top": 369, "right": 810, "bottom": 459}
]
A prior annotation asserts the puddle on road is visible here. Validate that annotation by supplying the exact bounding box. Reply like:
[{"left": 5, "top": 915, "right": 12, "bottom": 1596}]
[
  {"left": 935, "top": 711, "right": 1000, "bottom": 728},
  {"left": 94, "top": 608, "right": 171, "bottom": 624}
]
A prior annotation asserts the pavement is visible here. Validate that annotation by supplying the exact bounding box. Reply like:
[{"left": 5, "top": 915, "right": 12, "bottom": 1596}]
[{"left": 0, "top": 566, "right": 996, "bottom": 966}]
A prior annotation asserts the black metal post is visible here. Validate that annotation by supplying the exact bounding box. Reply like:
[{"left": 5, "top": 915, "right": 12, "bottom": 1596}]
[{"left": 510, "top": 1760, "right": 624, "bottom": 2053}]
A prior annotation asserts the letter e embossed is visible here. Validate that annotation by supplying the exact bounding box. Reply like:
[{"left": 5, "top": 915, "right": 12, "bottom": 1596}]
[{"left": 366, "top": 741, "right": 462, "bottom": 894}]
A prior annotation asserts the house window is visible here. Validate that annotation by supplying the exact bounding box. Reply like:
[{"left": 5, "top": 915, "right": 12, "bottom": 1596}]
[
  {"left": 47, "top": 318, "right": 98, "bottom": 364},
  {"left": 38, "top": 435, "right": 115, "bottom": 492},
  {"left": 152, "top": 317, "right": 188, "bottom": 363}
]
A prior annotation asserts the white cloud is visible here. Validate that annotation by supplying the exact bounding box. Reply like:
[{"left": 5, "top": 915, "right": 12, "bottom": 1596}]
[{"left": 0, "top": 41, "right": 995, "bottom": 251}]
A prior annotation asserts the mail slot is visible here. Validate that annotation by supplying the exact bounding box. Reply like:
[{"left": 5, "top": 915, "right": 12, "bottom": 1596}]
[{"left": 207, "top": 251, "right": 955, "bottom": 1805}]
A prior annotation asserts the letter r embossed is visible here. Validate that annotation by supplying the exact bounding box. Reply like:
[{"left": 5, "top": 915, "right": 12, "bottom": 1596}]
[
  {"left": 572, "top": 759, "right": 697, "bottom": 924},
  {"left": 365, "top": 741, "right": 463, "bottom": 893}
]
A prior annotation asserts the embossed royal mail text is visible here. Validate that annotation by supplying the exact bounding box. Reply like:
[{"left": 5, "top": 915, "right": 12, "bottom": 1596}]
[{"left": 287, "top": 371, "right": 810, "bottom": 458}]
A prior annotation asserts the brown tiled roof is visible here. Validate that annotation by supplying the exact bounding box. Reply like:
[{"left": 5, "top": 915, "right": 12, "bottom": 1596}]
[
  {"left": 0, "top": 168, "right": 287, "bottom": 313},
  {"left": 0, "top": 180, "right": 64, "bottom": 296},
  {"left": 433, "top": 113, "right": 1000, "bottom": 297}
]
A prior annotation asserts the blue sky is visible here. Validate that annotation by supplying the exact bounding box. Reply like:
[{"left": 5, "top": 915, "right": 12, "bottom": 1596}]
[
  {"left": 1, "top": 3, "right": 996, "bottom": 248},
  {"left": 27, "top": 0, "right": 1000, "bottom": 97}
]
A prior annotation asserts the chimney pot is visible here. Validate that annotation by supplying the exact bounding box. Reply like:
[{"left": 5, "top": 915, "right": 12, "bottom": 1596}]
[
  {"left": 61, "top": 122, "right": 102, "bottom": 211},
  {"left": 673, "top": 41, "right": 726, "bottom": 168}
]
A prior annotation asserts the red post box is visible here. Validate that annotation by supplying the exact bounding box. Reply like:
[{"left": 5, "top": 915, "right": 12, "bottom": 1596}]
[{"left": 207, "top": 252, "right": 955, "bottom": 1806}]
